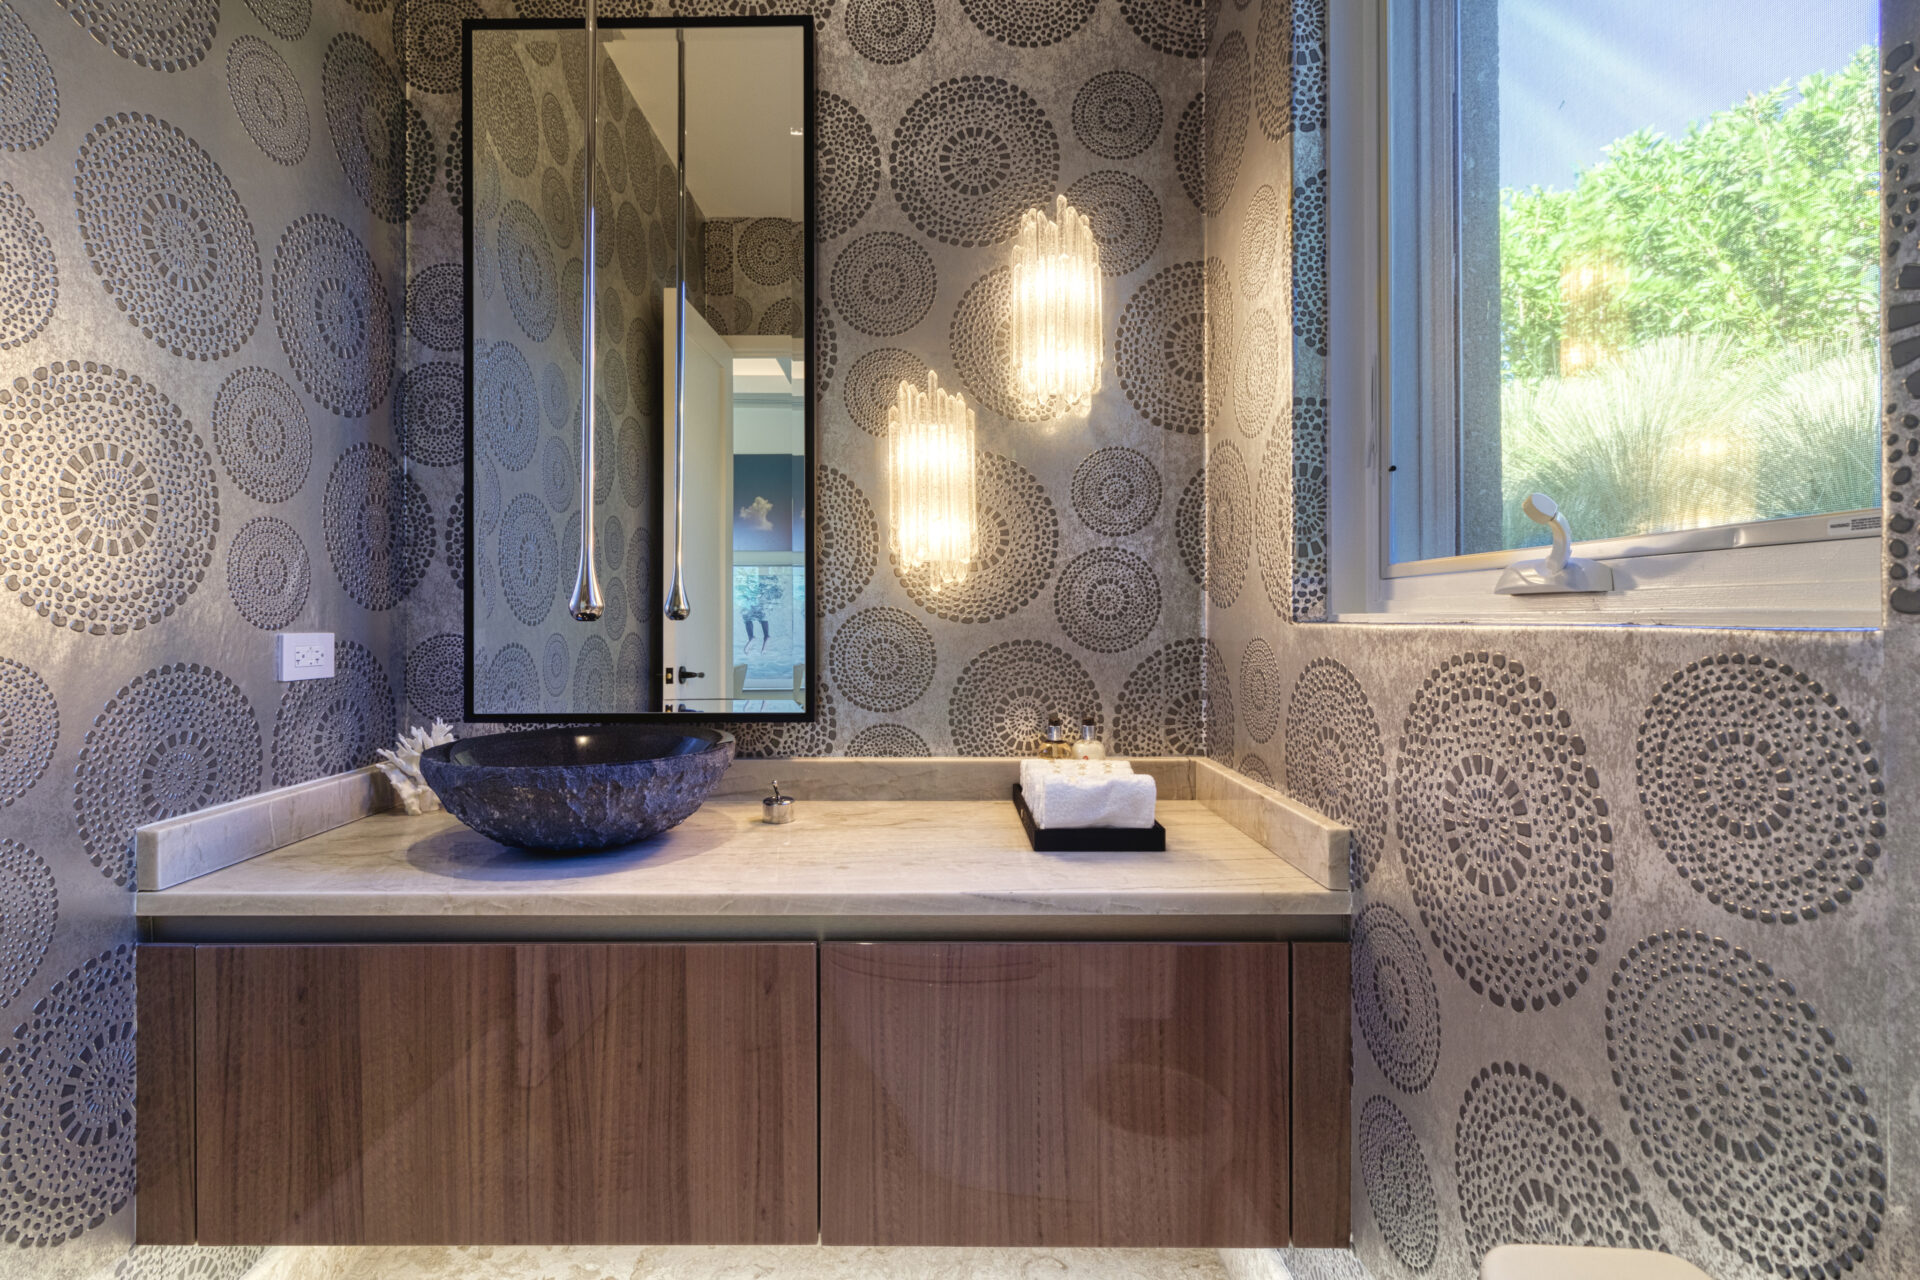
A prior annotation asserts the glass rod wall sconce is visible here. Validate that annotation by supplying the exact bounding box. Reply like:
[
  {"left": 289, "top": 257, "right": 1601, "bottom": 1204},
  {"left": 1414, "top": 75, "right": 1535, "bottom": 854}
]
[
  {"left": 1009, "top": 195, "right": 1103, "bottom": 417},
  {"left": 887, "top": 372, "right": 978, "bottom": 594}
]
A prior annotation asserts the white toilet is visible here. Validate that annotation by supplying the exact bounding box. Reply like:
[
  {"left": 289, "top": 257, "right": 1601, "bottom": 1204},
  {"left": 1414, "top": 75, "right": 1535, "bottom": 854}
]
[{"left": 1482, "top": 1245, "right": 1714, "bottom": 1280}]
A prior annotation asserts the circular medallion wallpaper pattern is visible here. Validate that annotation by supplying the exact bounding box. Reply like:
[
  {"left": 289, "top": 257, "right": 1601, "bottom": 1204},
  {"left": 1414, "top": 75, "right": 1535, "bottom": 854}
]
[
  {"left": 831, "top": 231, "right": 937, "bottom": 337},
  {"left": 948, "top": 640, "right": 1101, "bottom": 756},
  {"left": 1205, "top": 440, "right": 1250, "bottom": 609},
  {"left": 74, "top": 112, "right": 261, "bottom": 362},
  {"left": 1239, "top": 183, "right": 1283, "bottom": 299},
  {"left": 272, "top": 639, "right": 395, "bottom": 787},
  {"left": 846, "top": 0, "right": 934, "bottom": 65},
  {"left": 0, "top": 3, "right": 58, "bottom": 153},
  {"left": 1254, "top": 0, "right": 1294, "bottom": 140},
  {"left": 1255, "top": 433, "right": 1295, "bottom": 616},
  {"left": 272, "top": 214, "right": 396, "bottom": 419},
  {"left": 1285, "top": 657, "right": 1389, "bottom": 884},
  {"left": 74, "top": 663, "right": 260, "bottom": 887},
  {"left": 398, "top": 361, "right": 465, "bottom": 467},
  {"left": 322, "top": 442, "right": 435, "bottom": 612},
  {"left": 392, "top": 0, "right": 480, "bottom": 95},
  {"left": 1359, "top": 1093, "right": 1440, "bottom": 1273},
  {"left": 57, "top": 0, "right": 215, "bottom": 72},
  {"left": 1115, "top": 260, "right": 1221, "bottom": 435},
  {"left": 1115, "top": 638, "right": 1231, "bottom": 762},
  {"left": 0, "top": 360, "right": 218, "bottom": 636},
  {"left": 1174, "top": 467, "right": 1206, "bottom": 585},
  {"left": 474, "top": 36, "right": 539, "bottom": 179},
  {"left": 888, "top": 76, "right": 1059, "bottom": 248},
  {"left": 1352, "top": 903, "right": 1441, "bottom": 1094},
  {"left": 1455, "top": 1062, "right": 1663, "bottom": 1262},
  {"left": 1237, "top": 636, "right": 1282, "bottom": 744},
  {"left": 0, "top": 658, "right": 56, "bottom": 809},
  {"left": 1063, "top": 169, "right": 1161, "bottom": 278},
  {"left": 1606, "top": 930, "right": 1885, "bottom": 1276},
  {"left": 1071, "top": 447, "right": 1162, "bottom": 537},
  {"left": 542, "top": 632, "right": 571, "bottom": 698},
  {"left": 404, "top": 634, "right": 465, "bottom": 726},
  {"left": 210, "top": 367, "right": 311, "bottom": 506},
  {"left": 226, "top": 35, "right": 310, "bottom": 166},
  {"left": 226, "top": 515, "right": 311, "bottom": 631},
  {"left": 0, "top": 183, "right": 55, "bottom": 351},
  {"left": 830, "top": 607, "right": 937, "bottom": 713},
  {"left": 1072, "top": 70, "right": 1162, "bottom": 160},
  {"left": 731, "top": 683, "right": 839, "bottom": 758},
  {"left": 0, "top": 839, "right": 53, "bottom": 1007},
  {"left": 1053, "top": 548, "right": 1161, "bottom": 654},
  {"left": 406, "top": 262, "right": 465, "bottom": 352},
  {"left": 959, "top": 0, "right": 1096, "bottom": 47},
  {"left": 1636, "top": 653, "right": 1883, "bottom": 923},
  {"left": 0, "top": 945, "right": 136, "bottom": 1245},
  {"left": 321, "top": 34, "right": 435, "bottom": 224},
  {"left": 846, "top": 724, "right": 932, "bottom": 757},
  {"left": 1396, "top": 651, "right": 1613, "bottom": 1012},
  {"left": 845, "top": 348, "right": 926, "bottom": 437},
  {"left": 478, "top": 339, "right": 540, "bottom": 471},
  {"left": 817, "top": 465, "right": 878, "bottom": 613},
  {"left": 479, "top": 643, "right": 540, "bottom": 713},
  {"left": 499, "top": 492, "right": 560, "bottom": 628}
]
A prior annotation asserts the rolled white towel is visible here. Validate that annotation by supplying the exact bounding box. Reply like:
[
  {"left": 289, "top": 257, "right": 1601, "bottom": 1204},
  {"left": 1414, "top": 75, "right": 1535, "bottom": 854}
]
[{"left": 1019, "top": 758, "right": 1156, "bottom": 829}]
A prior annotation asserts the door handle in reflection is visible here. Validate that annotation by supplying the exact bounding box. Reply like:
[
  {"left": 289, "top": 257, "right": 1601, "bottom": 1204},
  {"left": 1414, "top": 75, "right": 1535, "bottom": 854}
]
[{"left": 676, "top": 666, "right": 706, "bottom": 683}]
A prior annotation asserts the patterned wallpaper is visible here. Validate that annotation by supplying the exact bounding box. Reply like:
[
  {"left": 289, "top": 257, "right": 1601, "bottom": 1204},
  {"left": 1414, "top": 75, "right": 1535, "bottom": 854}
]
[
  {"left": 0, "top": 0, "right": 428, "bottom": 1274},
  {"left": 0, "top": 1, "right": 1912, "bottom": 1277},
  {"left": 1197, "top": 2, "right": 1918, "bottom": 1279}
]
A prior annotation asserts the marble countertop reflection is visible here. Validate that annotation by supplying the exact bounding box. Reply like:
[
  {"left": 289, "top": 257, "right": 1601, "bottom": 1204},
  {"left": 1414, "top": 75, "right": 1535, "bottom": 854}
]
[{"left": 134, "top": 798, "right": 1350, "bottom": 933}]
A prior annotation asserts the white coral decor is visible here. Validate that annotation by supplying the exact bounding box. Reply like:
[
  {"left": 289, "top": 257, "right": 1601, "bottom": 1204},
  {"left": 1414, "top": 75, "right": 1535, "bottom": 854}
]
[{"left": 376, "top": 719, "right": 455, "bottom": 815}]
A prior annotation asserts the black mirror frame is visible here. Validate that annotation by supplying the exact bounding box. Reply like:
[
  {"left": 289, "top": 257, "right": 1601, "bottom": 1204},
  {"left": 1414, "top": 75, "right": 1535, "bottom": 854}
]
[{"left": 461, "top": 15, "right": 817, "bottom": 724}]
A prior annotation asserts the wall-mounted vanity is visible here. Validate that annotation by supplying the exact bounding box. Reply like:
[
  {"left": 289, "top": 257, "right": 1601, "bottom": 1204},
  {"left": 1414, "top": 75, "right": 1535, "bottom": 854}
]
[{"left": 132, "top": 759, "right": 1354, "bottom": 1251}]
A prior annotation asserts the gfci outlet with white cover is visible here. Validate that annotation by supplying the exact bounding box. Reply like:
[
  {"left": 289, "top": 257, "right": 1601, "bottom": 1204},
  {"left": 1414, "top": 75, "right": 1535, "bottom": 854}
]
[{"left": 275, "top": 632, "right": 335, "bottom": 681}]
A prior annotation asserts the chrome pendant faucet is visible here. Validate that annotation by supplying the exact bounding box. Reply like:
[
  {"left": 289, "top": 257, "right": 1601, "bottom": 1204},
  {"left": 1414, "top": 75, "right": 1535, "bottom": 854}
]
[
  {"left": 568, "top": 0, "right": 604, "bottom": 622},
  {"left": 664, "top": 26, "right": 691, "bottom": 622}
]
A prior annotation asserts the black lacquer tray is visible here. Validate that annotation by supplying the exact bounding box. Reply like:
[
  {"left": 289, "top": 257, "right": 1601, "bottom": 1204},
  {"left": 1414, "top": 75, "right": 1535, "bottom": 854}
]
[{"left": 1010, "top": 783, "right": 1166, "bottom": 852}]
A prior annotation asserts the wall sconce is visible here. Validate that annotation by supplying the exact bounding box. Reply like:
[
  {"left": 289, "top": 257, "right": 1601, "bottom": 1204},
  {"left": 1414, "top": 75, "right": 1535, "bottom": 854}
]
[
  {"left": 888, "top": 371, "right": 977, "bottom": 594},
  {"left": 1010, "top": 195, "right": 1103, "bottom": 417}
]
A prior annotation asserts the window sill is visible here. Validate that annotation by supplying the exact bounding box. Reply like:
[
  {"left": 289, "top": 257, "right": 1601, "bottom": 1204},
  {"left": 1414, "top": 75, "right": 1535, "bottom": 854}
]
[{"left": 1343, "top": 535, "right": 1881, "bottom": 630}]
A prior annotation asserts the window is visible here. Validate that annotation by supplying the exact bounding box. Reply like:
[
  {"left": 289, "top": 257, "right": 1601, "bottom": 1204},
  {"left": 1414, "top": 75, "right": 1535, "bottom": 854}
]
[{"left": 1334, "top": 0, "right": 1882, "bottom": 624}]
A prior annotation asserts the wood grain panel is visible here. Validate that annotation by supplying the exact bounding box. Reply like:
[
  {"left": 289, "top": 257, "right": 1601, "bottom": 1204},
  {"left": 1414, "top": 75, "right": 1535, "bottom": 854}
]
[
  {"left": 1289, "top": 941, "right": 1352, "bottom": 1247},
  {"left": 194, "top": 944, "right": 815, "bottom": 1245},
  {"left": 136, "top": 945, "right": 197, "bottom": 1244},
  {"left": 820, "top": 941, "right": 1289, "bottom": 1247}
]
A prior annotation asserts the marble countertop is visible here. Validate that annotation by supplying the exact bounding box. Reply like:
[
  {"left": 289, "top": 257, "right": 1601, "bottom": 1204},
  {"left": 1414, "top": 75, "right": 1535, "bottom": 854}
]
[{"left": 135, "top": 796, "right": 1350, "bottom": 941}]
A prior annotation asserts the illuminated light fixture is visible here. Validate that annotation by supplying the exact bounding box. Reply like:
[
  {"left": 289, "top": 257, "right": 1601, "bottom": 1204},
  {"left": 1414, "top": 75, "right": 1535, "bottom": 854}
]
[
  {"left": 888, "top": 371, "right": 977, "bottom": 594},
  {"left": 1010, "top": 194, "right": 1104, "bottom": 416}
]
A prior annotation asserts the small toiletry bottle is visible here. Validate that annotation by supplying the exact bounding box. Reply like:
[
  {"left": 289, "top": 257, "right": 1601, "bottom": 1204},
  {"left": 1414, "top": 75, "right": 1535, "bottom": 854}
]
[
  {"left": 1041, "top": 714, "right": 1073, "bottom": 759},
  {"left": 1072, "top": 714, "right": 1106, "bottom": 760}
]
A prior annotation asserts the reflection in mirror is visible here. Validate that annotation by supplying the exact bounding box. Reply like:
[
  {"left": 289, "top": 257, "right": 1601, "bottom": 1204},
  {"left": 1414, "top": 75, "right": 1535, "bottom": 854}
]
[{"left": 466, "top": 20, "right": 810, "bottom": 721}]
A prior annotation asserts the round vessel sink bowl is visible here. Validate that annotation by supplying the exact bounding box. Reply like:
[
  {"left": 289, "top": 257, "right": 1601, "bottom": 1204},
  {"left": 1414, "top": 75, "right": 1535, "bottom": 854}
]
[{"left": 419, "top": 726, "right": 735, "bottom": 851}]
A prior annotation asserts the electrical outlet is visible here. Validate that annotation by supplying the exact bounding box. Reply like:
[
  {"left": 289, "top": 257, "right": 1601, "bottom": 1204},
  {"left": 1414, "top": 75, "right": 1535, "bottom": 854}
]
[{"left": 275, "top": 632, "right": 335, "bottom": 682}]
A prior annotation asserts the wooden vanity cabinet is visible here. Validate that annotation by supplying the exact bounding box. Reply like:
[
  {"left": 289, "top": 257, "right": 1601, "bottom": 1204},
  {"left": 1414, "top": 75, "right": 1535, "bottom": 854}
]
[
  {"left": 142, "top": 943, "right": 817, "bottom": 1245},
  {"left": 141, "top": 938, "right": 1347, "bottom": 1248},
  {"left": 819, "top": 941, "right": 1336, "bottom": 1247}
]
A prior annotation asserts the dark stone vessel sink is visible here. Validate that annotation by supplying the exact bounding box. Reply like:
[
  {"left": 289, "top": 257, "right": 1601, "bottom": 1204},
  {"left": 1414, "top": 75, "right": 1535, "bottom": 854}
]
[{"left": 419, "top": 726, "right": 735, "bottom": 851}]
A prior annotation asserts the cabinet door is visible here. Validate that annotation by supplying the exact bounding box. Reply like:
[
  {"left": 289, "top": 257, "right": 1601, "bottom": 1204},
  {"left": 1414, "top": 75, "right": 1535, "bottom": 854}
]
[
  {"left": 820, "top": 941, "right": 1290, "bottom": 1246},
  {"left": 193, "top": 943, "right": 816, "bottom": 1245}
]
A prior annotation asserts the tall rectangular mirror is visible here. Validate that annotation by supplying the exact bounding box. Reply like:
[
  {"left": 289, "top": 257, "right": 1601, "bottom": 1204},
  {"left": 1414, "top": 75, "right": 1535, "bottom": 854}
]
[{"left": 464, "top": 18, "right": 813, "bottom": 721}]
